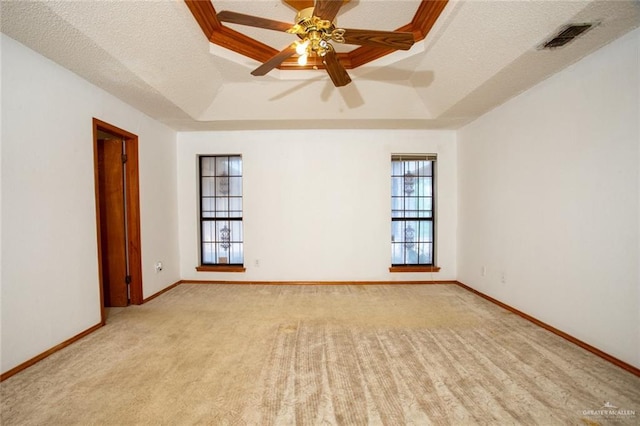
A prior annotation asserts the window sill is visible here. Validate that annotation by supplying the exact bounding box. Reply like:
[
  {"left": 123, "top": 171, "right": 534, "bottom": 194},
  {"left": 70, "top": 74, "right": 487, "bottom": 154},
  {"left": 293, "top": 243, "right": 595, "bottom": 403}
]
[
  {"left": 196, "top": 265, "right": 246, "bottom": 272},
  {"left": 389, "top": 265, "right": 441, "bottom": 273}
]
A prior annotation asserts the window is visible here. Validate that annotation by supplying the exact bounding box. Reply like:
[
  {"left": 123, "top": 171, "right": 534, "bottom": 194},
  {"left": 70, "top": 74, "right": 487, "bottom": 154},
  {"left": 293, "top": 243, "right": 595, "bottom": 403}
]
[
  {"left": 391, "top": 155, "right": 436, "bottom": 269},
  {"left": 199, "top": 155, "right": 244, "bottom": 268}
]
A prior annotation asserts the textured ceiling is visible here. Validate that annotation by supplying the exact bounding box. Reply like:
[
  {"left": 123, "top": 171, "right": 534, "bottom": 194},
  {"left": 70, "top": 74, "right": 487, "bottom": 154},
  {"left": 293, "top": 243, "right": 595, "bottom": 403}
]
[{"left": 1, "top": 0, "right": 639, "bottom": 131}]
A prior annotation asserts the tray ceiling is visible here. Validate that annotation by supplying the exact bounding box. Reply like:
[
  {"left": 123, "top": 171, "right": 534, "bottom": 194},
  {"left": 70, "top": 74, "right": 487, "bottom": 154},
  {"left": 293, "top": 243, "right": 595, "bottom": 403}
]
[{"left": 1, "top": 0, "right": 639, "bottom": 130}]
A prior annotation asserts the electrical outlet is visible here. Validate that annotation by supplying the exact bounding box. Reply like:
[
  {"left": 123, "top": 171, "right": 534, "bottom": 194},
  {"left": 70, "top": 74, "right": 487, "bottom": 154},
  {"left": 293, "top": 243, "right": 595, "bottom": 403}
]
[
  {"left": 481, "top": 266, "right": 487, "bottom": 277},
  {"left": 501, "top": 271, "right": 506, "bottom": 284},
  {"left": 254, "top": 259, "right": 260, "bottom": 267},
  {"left": 155, "top": 261, "right": 163, "bottom": 273}
]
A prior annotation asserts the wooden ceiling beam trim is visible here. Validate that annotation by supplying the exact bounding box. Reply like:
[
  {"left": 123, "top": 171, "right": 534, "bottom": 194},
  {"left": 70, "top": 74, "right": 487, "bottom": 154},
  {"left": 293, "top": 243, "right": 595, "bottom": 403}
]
[
  {"left": 346, "top": 0, "right": 448, "bottom": 68},
  {"left": 185, "top": 0, "right": 449, "bottom": 72},
  {"left": 184, "top": 0, "right": 221, "bottom": 39},
  {"left": 412, "top": 0, "right": 449, "bottom": 41}
]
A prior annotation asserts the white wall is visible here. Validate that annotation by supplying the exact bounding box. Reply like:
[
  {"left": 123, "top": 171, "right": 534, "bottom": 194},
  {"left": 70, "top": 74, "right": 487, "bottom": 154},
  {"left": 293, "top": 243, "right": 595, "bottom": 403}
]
[
  {"left": 178, "top": 130, "right": 457, "bottom": 282},
  {"left": 457, "top": 28, "right": 640, "bottom": 367},
  {"left": 0, "top": 35, "right": 180, "bottom": 374}
]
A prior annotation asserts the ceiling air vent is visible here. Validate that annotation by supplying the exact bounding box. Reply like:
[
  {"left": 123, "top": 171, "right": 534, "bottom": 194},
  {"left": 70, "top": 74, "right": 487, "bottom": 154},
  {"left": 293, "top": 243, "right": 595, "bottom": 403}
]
[{"left": 539, "top": 23, "right": 597, "bottom": 49}]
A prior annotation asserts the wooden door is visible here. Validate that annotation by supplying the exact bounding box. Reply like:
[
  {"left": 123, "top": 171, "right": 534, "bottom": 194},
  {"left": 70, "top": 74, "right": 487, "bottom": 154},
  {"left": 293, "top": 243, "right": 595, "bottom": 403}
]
[{"left": 97, "top": 138, "right": 129, "bottom": 307}]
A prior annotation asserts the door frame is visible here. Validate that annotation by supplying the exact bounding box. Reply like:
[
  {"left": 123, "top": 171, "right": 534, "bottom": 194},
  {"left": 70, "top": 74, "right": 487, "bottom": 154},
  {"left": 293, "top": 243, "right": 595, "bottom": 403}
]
[{"left": 92, "top": 118, "right": 143, "bottom": 324}]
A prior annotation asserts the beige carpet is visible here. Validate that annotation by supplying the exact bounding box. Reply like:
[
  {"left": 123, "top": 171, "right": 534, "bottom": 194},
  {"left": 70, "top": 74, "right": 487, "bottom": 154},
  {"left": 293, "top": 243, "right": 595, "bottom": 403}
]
[{"left": 1, "top": 284, "right": 639, "bottom": 425}]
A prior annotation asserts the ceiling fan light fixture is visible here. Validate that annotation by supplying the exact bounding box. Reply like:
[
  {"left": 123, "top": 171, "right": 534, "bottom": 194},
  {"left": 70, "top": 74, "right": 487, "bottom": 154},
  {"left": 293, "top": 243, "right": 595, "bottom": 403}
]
[
  {"left": 294, "top": 7, "right": 335, "bottom": 33},
  {"left": 295, "top": 39, "right": 309, "bottom": 55}
]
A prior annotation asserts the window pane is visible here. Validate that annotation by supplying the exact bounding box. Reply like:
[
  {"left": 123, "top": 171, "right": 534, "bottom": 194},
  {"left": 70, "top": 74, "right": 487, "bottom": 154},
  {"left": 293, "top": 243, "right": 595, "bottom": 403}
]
[
  {"left": 417, "top": 197, "right": 432, "bottom": 214},
  {"left": 391, "top": 196, "right": 404, "bottom": 216},
  {"left": 201, "top": 157, "right": 215, "bottom": 177},
  {"left": 416, "top": 242, "right": 433, "bottom": 264},
  {"left": 405, "top": 173, "right": 417, "bottom": 196},
  {"left": 404, "top": 161, "right": 417, "bottom": 175},
  {"left": 391, "top": 161, "right": 403, "bottom": 176},
  {"left": 230, "top": 220, "right": 243, "bottom": 242},
  {"left": 229, "top": 242, "right": 243, "bottom": 264},
  {"left": 216, "top": 243, "right": 230, "bottom": 264},
  {"left": 202, "top": 197, "right": 215, "bottom": 218},
  {"left": 392, "top": 157, "right": 435, "bottom": 264},
  {"left": 215, "top": 220, "right": 230, "bottom": 243},
  {"left": 210, "top": 220, "right": 243, "bottom": 264},
  {"left": 391, "top": 242, "right": 405, "bottom": 265},
  {"left": 404, "top": 196, "right": 417, "bottom": 213},
  {"left": 418, "top": 177, "right": 432, "bottom": 197},
  {"left": 388, "top": 220, "right": 432, "bottom": 265},
  {"left": 202, "top": 177, "right": 215, "bottom": 197},
  {"left": 215, "top": 197, "right": 229, "bottom": 214},
  {"left": 202, "top": 221, "right": 215, "bottom": 243},
  {"left": 228, "top": 177, "right": 242, "bottom": 196},
  {"left": 417, "top": 161, "right": 430, "bottom": 176},
  {"left": 215, "top": 157, "right": 228, "bottom": 175},
  {"left": 229, "top": 198, "right": 242, "bottom": 216},
  {"left": 228, "top": 156, "right": 242, "bottom": 176},
  {"left": 215, "top": 175, "right": 229, "bottom": 196},
  {"left": 200, "top": 155, "right": 243, "bottom": 265},
  {"left": 418, "top": 220, "right": 433, "bottom": 243},
  {"left": 202, "top": 243, "right": 215, "bottom": 264},
  {"left": 391, "top": 220, "right": 404, "bottom": 243},
  {"left": 391, "top": 177, "right": 403, "bottom": 197}
]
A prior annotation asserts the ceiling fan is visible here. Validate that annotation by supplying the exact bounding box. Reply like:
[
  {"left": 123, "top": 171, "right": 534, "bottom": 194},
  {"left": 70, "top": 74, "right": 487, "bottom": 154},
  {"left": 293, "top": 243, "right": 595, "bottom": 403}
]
[{"left": 216, "top": 0, "right": 416, "bottom": 87}]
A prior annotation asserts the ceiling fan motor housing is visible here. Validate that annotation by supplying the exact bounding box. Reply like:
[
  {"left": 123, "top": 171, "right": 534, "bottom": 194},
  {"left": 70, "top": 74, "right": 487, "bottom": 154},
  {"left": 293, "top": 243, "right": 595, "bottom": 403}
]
[{"left": 293, "top": 7, "right": 336, "bottom": 39}]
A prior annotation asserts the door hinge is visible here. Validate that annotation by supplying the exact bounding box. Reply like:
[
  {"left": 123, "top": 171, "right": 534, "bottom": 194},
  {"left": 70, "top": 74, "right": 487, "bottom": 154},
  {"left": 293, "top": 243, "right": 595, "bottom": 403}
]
[
  {"left": 125, "top": 275, "right": 131, "bottom": 303},
  {"left": 122, "top": 153, "right": 128, "bottom": 163}
]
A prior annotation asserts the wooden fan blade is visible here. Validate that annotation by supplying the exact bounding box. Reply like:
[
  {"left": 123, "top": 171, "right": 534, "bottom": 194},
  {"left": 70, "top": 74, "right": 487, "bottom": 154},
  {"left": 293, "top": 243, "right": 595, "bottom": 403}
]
[
  {"left": 322, "top": 49, "right": 351, "bottom": 87},
  {"left": 313, "top": 0, "right": 344, "bottom": 22},
  {"left": 251, "top": 44, "right": 297, "bottom": 76},
  {"left": 283, "top": 0, "right": 315, "bottom": 10},
  {"left": 216, "top": 10, "right": 292, "bottom": 32},
  {"left": 339, "top": 28, "right": 415, "bottom": 50}
]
